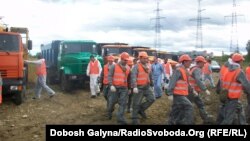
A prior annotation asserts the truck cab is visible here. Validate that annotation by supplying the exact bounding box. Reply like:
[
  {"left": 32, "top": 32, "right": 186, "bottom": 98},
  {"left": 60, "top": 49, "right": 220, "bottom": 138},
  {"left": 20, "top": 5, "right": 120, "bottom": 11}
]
[
  {"left": 41, "top": 40, "right": 103, "bottom": 91},
  {"left": 0, "top": 23, "right": 32, "bottom": 105}
]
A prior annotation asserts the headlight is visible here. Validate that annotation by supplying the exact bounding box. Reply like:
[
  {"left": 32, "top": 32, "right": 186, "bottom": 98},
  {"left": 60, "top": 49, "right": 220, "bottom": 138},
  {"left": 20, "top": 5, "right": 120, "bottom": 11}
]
[
  {"left": 70, "top": 75, "right": 77, "bottom": 79},
  {"left": 10, "top": 86, "right": 18, "bottom": 91}
]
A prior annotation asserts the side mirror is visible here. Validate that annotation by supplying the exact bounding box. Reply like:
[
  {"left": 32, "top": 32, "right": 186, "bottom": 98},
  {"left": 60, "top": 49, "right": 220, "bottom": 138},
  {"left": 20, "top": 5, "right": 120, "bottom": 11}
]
[{"left": 28, "top": 40, "right": 32, "bottom": 50}]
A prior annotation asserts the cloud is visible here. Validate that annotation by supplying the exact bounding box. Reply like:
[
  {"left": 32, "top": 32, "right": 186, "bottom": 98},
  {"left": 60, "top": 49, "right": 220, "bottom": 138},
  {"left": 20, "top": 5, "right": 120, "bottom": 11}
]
[{"left": 1, "top": 0, "right": 249, "bottom": 56}]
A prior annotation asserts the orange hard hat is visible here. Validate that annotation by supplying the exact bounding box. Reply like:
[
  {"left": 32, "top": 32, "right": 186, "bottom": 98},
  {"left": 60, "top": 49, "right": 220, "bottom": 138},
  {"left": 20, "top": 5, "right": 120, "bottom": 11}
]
[
  {"left": 107, "top": 55, "right": 114, "bottom": 61},
  {"left": 179, "top": 54, "right": 192, "bottom": 62},
  {"left": 232, "top": 53, "right": 244, "bottom": 62},
  {"left": 195, "top": 56, "right": 206, "bottom": 63},
  {"left": 139, "top": 51, "right": 148, "bottom": 58},
  {"left": 120, "top": 52, "right": 130, "bottom": 61}
]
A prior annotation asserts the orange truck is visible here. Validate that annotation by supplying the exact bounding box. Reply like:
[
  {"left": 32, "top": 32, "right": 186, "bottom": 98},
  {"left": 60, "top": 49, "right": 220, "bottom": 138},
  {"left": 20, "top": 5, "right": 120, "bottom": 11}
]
[{"left": 0, "top": 21, "right": 32, "bottom": 105}]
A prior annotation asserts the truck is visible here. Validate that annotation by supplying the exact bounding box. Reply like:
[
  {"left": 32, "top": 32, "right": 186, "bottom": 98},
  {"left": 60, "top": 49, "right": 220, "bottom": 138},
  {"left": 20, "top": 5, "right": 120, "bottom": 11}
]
[
  {"left": 0, "top": 19, "right": 32, "bottom": 105},
  {"left": 41, "top": 40, "right": 103, "bottom": 91},
  {"left": 100, "top": 44, "right": 133, "bottom": 64}
]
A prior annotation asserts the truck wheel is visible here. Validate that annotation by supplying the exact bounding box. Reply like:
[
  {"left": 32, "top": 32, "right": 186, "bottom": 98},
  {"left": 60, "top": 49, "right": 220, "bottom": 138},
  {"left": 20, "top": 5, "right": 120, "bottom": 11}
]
[
  {"left": 61, "top": 73, "right": 71, "bottom": 91},
  {"left": 13, "top": 85, "right": 26, "bottom": 105}
]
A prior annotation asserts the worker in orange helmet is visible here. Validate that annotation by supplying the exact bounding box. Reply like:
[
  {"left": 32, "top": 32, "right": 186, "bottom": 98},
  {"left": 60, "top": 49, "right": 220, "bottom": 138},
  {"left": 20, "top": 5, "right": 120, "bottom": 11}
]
[
  {"left": 202, "top": 58, "right": 215, "bottom": 88},
  {"left": 245, "top": 63, "right": 250, "bottom": 124},
  {"left": 218, "top": 53, "right": 250, "bottom": 124},
  {"left": 167, "top": 54, "right": 194, "bottom": 125},
  {"left": 107, "top": 52, "right": 130, "bottom": 124},
  {"left": 126, "top": 57, "right": 134, "bottom": 113},
  {"left": 99, "top": 55, "right": 115, "bottom": 112},
  {"left": 188, "top": 56, "right": 213, "bottom": 124},
  {"left": 130, "top": 51, "right": 154, "bottom": 124}
]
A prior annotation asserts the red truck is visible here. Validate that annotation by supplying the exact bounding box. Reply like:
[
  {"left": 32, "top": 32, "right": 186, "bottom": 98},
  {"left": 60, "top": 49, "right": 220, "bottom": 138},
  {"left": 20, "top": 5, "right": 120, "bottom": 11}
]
[{"left": 0, "top": 22, "right": 32, "bottom": 105}]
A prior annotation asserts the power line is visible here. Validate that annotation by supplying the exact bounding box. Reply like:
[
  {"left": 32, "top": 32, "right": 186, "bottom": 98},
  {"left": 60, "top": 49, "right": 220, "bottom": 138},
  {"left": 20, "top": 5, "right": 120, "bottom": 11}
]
[
  {"left": 151, "top": 0, "right": 165, "bottom": 51},
  {"left": 224, "top": 0, "right": 244, "bottom": 53},
  {"left": 190, "top": 0, "right": 210, "bottom": 49}
]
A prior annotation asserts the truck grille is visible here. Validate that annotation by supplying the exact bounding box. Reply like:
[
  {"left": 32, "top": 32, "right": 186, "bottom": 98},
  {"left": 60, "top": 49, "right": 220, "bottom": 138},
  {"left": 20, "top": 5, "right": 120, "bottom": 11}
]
[
  {"left": 0, "top": 70, "right": 7, "bottom": 77},
  {"left": 0, "top": 69, "right": 18, "bottom": 78}
]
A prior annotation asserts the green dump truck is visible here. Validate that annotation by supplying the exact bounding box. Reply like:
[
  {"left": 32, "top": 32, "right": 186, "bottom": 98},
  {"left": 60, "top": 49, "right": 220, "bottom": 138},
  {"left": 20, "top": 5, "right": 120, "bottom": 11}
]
[{"left": 41, "top": 40, "right": 103, "bottom": 91}]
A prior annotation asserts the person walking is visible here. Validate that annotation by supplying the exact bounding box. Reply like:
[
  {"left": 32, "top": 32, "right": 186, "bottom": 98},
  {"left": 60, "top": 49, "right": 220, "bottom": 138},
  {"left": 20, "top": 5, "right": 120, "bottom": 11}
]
[
  {"left": 188, "top": 56, "right": 213, "bottom": 124},
  {"left": 100, "top": 55, "right": 115, "bottom": 109},
  {"left": 126, "top": 58, "right": 134, "bottom": 113},
  {"left": 107, "top": 52, "right": 130, "bottom": 124},
  {"left": 130, "top": 52, "right": 155, "bottom": 124},
  {"left": 218, "top": 53, "right": 250, "bottom": 124},
  {"left": 164, "top": 58, "right": 173, "bottom": 80},
  {"left": 167, "top": 54, "right": 194, "bottom": 125},
  {"left": 86, "top": 55, "right": 102, "bottom": 98},
  {"left": 202, "top": 59, "right": 215, "bottom": 88},
  {"left": 24, "top": 53, "right": 55, "bottom": 99},
  {"left": 245, "top": 63, "right": 250, "bottom": 124},
  {"left": 151, "top": 56, "right": 167, "bottom": 99}
]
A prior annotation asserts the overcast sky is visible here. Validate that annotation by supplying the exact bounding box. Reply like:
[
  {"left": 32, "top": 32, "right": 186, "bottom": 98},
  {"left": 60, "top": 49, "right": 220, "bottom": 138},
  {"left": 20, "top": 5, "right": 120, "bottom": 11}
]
[{"left": 1, "top": 0, "right": 250, "bottom": 56}]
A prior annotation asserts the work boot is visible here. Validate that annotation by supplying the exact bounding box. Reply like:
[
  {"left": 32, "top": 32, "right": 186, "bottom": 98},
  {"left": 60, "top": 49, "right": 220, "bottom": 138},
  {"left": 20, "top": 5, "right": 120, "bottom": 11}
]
[
  {"left": 118, "top": 121, "right": 128, "bottom": 125},
  {"left": 132, "top": 119, "right": 140, "bottom": 125},
  {"left": 138, "top": 110, "right": 147, "bottom": 119}
]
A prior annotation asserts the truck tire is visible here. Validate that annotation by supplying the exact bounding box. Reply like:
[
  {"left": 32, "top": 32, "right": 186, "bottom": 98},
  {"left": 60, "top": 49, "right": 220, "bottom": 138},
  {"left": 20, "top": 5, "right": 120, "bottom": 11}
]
[
  {"left": 61, "top": 73, "right": 71, "bottom": 91},
  {"left": 13, "top": 85, "right": 26, "bottom": 105}
]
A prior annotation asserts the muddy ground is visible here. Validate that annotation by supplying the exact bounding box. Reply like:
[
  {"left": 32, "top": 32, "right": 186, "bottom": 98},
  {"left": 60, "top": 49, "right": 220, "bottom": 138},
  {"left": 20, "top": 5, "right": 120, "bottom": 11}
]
[{"left": 0, "top": 73, "right": 248, "bottom": 141}]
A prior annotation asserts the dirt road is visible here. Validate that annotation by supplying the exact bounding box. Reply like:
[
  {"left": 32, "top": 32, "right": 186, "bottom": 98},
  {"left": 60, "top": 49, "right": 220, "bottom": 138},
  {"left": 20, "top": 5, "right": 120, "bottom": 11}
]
[{"left": 0, "top": 73, "right": 247, "bottom": 141}]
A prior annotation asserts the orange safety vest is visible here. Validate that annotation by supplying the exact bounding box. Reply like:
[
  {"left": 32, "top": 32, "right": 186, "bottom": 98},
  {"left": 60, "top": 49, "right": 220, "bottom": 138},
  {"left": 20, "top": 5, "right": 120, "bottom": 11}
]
[
  {"left": 220, "top": 65, "right": 229, "bottom": 89},
  {"left": 202, "top": 63, "right": 212, "bottom": 75},
  {"left": 165, "top": 63, "right": 171, "bottom": 75},
  {"left": 136, "top": 63, "right": 150, "bottom": 86},
  {"left": 246, "top": 66, "right": 250, "bottom": 81},
  {"left": 222, "top": 68, "right": 242, "bottom": 99},
  {"left": 89, "top": 60, "right": 100, "bottom": 75},
  {"left": 188, "top": 66, "right": 201, "bottom": 92},
  {"left": 36, "top": 59, "right": 47, "bottom": 75},
  {"left": 173, "top": 67, "right": 189, "bottom": 96},
  {"left": 112, "top": 64, "right": 130, "bottom": 87},
  {"left": 103, "top": 64, "right": 109, "bottom": 85}
]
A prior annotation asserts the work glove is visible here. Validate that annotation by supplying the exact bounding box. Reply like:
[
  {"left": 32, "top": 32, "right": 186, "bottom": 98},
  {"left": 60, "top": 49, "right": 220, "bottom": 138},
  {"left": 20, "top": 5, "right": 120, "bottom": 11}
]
[
  {"left": 163, "top": 77, "right": 169, "bottom": 83},
  {"left": 110, "top": 85, "right": 116, "bottom": 92},
  {"left": 205, "top": 89, "right": 211, "bottom": 96},
  {"left": 193, "top": 90, "right": 199, "bottom": 97},
  {"left": 168, "top": 95, "right": 173, "bottom": 101},
  {"left": 163, "top": 83, "right": 169, "bottom": 89},
  {"left": 133, "top": 88, "right": 139, "bottom": 94}
]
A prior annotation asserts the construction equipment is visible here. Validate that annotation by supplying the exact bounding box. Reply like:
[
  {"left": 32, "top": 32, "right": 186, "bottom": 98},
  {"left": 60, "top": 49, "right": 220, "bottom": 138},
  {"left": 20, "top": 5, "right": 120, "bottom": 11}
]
[
  {"left": 41, "top": 40, "right": 103, "bottom": 91},
  {"left": 0, "top": 19, "right": 32, "bottom": 105},
  {"left": 101, "top": 44, "right": 133, "bottom": 64}
]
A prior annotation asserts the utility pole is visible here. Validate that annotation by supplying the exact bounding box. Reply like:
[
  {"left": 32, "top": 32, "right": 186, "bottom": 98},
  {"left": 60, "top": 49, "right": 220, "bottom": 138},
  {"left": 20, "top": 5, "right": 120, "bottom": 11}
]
[
  {"left": 151, "top": 0, "right": 165, "bottom": 50},
  {"left": 225, "top": 0, "right": 244, "bottom": 53},
  {"left": 190, "top": 0, "right": 209, "bottom": 49}
]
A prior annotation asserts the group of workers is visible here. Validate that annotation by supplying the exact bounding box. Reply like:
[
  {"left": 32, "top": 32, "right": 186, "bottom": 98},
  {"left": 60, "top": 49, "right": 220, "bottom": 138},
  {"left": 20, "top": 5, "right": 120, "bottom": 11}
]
[
  {"left": 27, "top": 51, "right": 250, "bottom": 125},
  {"left": 89, "top": 51, "right": 250, "bottom": 125}
]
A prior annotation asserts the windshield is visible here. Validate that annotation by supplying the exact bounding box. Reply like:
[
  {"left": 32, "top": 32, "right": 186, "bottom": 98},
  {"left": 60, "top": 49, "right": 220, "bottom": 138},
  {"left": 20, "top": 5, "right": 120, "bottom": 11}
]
[
  {"left": 211, "top": 61, "right": 219, "bottom": 66},
  {"left": 106, "top": 48, "right": 132, "bottom": 55},
  {"left": 0, "top": 34, "right": 19, "bottom": 52},
  {"left": 63, "top": 43, "right": 95, "bottom": 54},
  {"left": 106, "top": 48, "right": 119, "bottom": 54},
  {"left": 147, "top": 51, "right": 154, "bottom": 56}
]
